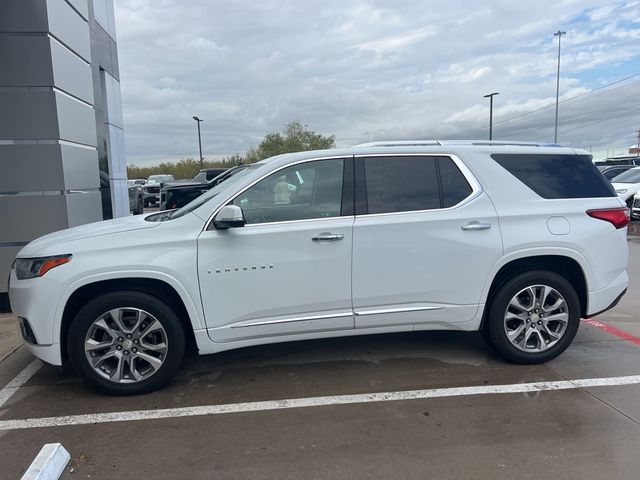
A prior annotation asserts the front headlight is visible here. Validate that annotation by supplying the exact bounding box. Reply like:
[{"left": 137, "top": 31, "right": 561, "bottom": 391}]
[
  {"left": 15, "top": 254, "right": 72, "bottom": 280},
  {"left": 616, "top": 189, "right": 627, "bottom": 194}
]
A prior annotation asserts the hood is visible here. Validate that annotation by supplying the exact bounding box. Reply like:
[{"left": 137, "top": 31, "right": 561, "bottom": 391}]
[{"left": 18, "top": 214, "right": 159, "bottom": 257}]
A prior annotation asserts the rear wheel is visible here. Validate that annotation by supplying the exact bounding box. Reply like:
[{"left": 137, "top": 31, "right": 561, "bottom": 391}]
[
  {"left": 68, "top": 291, "right": 185, "bottom": 395},
  {"left": 484, "top": 271, "right": 580, "bottom": 364}
]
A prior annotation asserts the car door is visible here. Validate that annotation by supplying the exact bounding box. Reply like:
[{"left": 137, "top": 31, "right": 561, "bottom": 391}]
[
  {"left": 352, "top": 154, "right": 502, "bottom": 329},
  {"left": 198, "top": 157, "right": 355, "bottom": 342}
]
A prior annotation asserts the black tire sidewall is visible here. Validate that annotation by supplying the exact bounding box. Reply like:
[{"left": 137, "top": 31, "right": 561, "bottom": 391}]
[
  {"left": 486, "top": 270, "right": 581, "bottom": 364},
  {"left": 68, "top": 291, "right": 185, "bottom": 395}
]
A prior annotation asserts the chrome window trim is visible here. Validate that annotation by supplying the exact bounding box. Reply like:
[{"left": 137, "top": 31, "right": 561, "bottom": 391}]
[
  {"left": 354, "top": 153, "right": 482, "bottom": 217},
  {"left": 239, "top": 215, "right": 352, "bottom": 228},
  {"left": 204, "top": 155, "right": 350, "bottom": 231},
  {"left": 230, "top": 311, "right": 353, "bottom": 328},
  {"left": 354, "top": 306, "right": 443, "bottom": 316}
]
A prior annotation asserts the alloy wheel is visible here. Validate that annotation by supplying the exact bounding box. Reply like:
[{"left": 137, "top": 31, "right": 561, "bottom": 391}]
[
  {"left": 503, "top": 285, "right": 569, "bottom": 353},
  {"left": 84, "top": 307, "right": 168, "bottom": 383}
]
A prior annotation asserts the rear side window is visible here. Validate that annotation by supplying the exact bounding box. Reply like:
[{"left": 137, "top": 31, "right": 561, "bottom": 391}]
[
  {"left": 438, "top": 157, "right": 473, "bottom": 207},
  {"left": 364, "top": 156, "right": 440, "bottom": 214},
  {"left": 362, "top": 156, "right": 474, "bottom": 214},
  {"left": 491, "top": 154, "right": 616, "bottom": 199}
]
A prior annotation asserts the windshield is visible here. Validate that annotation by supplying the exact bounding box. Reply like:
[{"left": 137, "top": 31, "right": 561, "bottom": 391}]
[
  {"left": 148, "top": 175, "right": 171, "bottom": 184},
  {"left": 612, "top": 168, "right": 640, "bottom": 184},
  {"left": 192, "top": 172, "right": 206, "bottom": 182},
  {"left": 171, "top": 165, "right": 259, "bottom": 219}
]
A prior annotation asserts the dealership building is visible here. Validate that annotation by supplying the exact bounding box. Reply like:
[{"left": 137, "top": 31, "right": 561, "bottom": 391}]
[{"left": 0, "top": 0, "right": 128, "bottom": 306}]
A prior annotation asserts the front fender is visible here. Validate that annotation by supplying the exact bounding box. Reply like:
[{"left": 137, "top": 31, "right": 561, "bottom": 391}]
[{"left": 52, "top": 269, "right": 205, "bottom": 344}]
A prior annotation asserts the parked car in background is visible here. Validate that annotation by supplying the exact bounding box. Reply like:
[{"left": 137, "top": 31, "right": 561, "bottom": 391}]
[
  {"left": 597, "top": 164, "right": 635, "bottom": 181},
  {"left": 100, "top": 174, "right": 144, "bottom": 216},
  {"left": 9, "top": 141, "right": 629, "bottom": 394},
  {"left": 611, "top": 167, "right": 640, "bottom": 208},
  {"left": 99, "top": 172, "right": 113, "bottom": 219},
  {"left": 160, "top": 165, "right": 247, "bottom": 210},
  {"left": 594, "top": 156, "right": 640, "bottom": 167},
  {"left": 127, "top": 181, "right": 144, "bottom": 215},
  {"left": 632, "top": 193, "right": 640, "bottom": 220},
  {"left": 192, "top": 168, "right": 228, "bottom": 183},
  {"left": 144, "top": 174, "right": 175, "bottom": 207},
  {"left": 129, "top": 179, "right": 147, "bottom": 186}
]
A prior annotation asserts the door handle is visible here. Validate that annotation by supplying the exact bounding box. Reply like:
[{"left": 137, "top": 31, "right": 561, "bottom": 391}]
[
  {"left": 312, "top": 232, "right": 344, "bottom": 241},
  {"left": 461, "top": 222, "right": 491, "bottom": 231}
]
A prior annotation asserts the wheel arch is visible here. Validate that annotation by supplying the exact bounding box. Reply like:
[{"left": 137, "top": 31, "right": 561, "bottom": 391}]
[
  {"left": 59, "top": 276, "right": 201, "bottom": 362},
  {"left": 481, "top": 253, "right": 589, "bottom": 330}
]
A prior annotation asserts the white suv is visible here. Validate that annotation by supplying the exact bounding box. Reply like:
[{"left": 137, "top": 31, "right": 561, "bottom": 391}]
[{"left": 9, "top": 141, "right": 629, "bottom": 394}]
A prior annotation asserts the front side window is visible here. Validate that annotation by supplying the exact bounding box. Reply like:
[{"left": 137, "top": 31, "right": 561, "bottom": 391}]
[{"left": 232, "top": 159, "right": 344, "bottom": 224}]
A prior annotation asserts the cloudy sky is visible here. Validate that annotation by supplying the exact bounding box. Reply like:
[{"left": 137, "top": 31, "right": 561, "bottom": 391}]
[{"left": 113, "top": 0, "right": 640, "bottom": 165}]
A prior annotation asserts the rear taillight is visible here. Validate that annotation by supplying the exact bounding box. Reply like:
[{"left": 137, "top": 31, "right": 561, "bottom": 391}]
[{"left": 587, "top": 207, "right": 630, "bottom": 229}]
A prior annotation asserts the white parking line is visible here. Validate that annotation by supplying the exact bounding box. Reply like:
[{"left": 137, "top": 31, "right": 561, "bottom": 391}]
[
  {"left": 1, "top": 374, "right": 639, "bottom": 431},
  {"left": 0, "top": 359, "right": 42, "bottom": 409}
]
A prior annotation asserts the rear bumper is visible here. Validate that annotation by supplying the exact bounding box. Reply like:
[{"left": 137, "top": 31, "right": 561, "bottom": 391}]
[{"left": 586, "top": 270, "right": 628, "bottom": 317}]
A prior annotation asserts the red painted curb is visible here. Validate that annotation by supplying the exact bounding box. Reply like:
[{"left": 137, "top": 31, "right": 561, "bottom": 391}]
[{"left": 582, "top": 319, "right": 640, "bottom": 346}]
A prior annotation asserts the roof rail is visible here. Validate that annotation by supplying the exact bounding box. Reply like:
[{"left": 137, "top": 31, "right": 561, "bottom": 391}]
[
  {"left": 353, "top": 140, "right": 441, "bottom": 147},
  {"left": 439, "top": 140, "right": 561, "bottom": 147},
  {"left": 353, "top": 140, "right": 562, "bottom": 148}
]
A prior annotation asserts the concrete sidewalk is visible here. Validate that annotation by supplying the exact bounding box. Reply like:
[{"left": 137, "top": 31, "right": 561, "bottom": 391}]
[{"left": 0, "top": 313, "right": 20, "bottom": 362}]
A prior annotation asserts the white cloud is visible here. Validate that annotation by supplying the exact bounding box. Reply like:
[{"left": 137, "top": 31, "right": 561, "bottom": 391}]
[{"left": 113, "top": 0, "right": 640, "bottom": 165}]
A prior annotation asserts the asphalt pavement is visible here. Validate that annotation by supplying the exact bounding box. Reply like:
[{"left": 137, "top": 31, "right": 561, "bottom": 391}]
[{"left": 0, "top": 239, "right": 639, "bottom": 479}]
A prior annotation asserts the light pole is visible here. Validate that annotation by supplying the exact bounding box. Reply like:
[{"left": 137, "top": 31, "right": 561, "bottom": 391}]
[
  {"left": 553, "top": 30, "right": 566, "bottom": 144},
  {"left": 193, "top": 116, "right": 204, "bottom": 169},
  {"left": 483, "top": 92, "right": 499, "bottom": 140}
]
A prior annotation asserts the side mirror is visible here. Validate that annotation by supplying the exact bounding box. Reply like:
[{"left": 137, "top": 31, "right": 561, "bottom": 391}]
[{"left": 213, "top": 205, "right": 246, "bottom": 229}]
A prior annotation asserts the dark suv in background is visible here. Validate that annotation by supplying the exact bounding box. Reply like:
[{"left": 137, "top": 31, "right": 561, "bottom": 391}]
[{"left": 160, "top": 166, "right": 246, "bottom": 209}]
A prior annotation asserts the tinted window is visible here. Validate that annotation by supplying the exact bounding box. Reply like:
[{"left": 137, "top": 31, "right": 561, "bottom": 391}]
[
  {"left": 233, "top": 159, "right": 344, "bottom": 224},
  {"left": 491, "top": 154, "right": 616, "bottom": 199},
  {"left": 603, "top": 167, "right": 630, "bottom": 180},
  {"left": 364, "top": 156, "right": 439, "bottom": 214},
  {"left": 611, "top": 167, "right": 640, "bottom": 183},
  {"left": 192, "top": 172, "right": 206, "bottom": 182},
  {"left": 438, "top": 157, "right": 473, "bottom": 207}
]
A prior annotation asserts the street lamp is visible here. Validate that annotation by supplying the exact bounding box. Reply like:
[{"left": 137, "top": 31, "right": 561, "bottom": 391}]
[
  {"left": 553, "top": 30, "right": 566, "bottom": 144},
  {"left": 193, "top": 116, "right": 203, "bottom": 169},
  {"left": 483, "top": 92, "right": 499, "bottom": 140}
]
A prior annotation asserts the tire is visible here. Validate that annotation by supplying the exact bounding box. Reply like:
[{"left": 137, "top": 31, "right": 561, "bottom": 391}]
[
  {"left": 68, "top": 291, "right": 185, "bottom": 395},
  {"left": 484, "top": 270, "right": 580, "bottom": 364}
]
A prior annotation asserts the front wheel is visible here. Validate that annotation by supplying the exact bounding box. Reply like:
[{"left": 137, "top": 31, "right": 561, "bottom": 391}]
[
  {"left": 68, "top": 291, "right": 185, "bottom": 395},
  {"left": 484, "top": 271, "right": 581, "bottom": 364}
]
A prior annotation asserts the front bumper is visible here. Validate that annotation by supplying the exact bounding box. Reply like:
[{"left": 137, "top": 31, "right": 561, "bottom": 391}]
[
  {"left": 8, "top": 270, "right": 64, "bottom": 365},
  {"left": 144, "top": 192, "right": 160, "bottom": 203}
]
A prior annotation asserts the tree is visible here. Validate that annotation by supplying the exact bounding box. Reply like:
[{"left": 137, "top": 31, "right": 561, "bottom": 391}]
[
  {"left": 247, "top": 121, "right": 335, "bottom": 161},
  {"left": 128, "top": 121, "right": 335, "bottom": 179}
]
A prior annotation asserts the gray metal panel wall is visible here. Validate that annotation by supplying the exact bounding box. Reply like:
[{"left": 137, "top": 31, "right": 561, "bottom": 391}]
[{"left": 0, "top": 0, "right": 105, "bottom": 294}]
